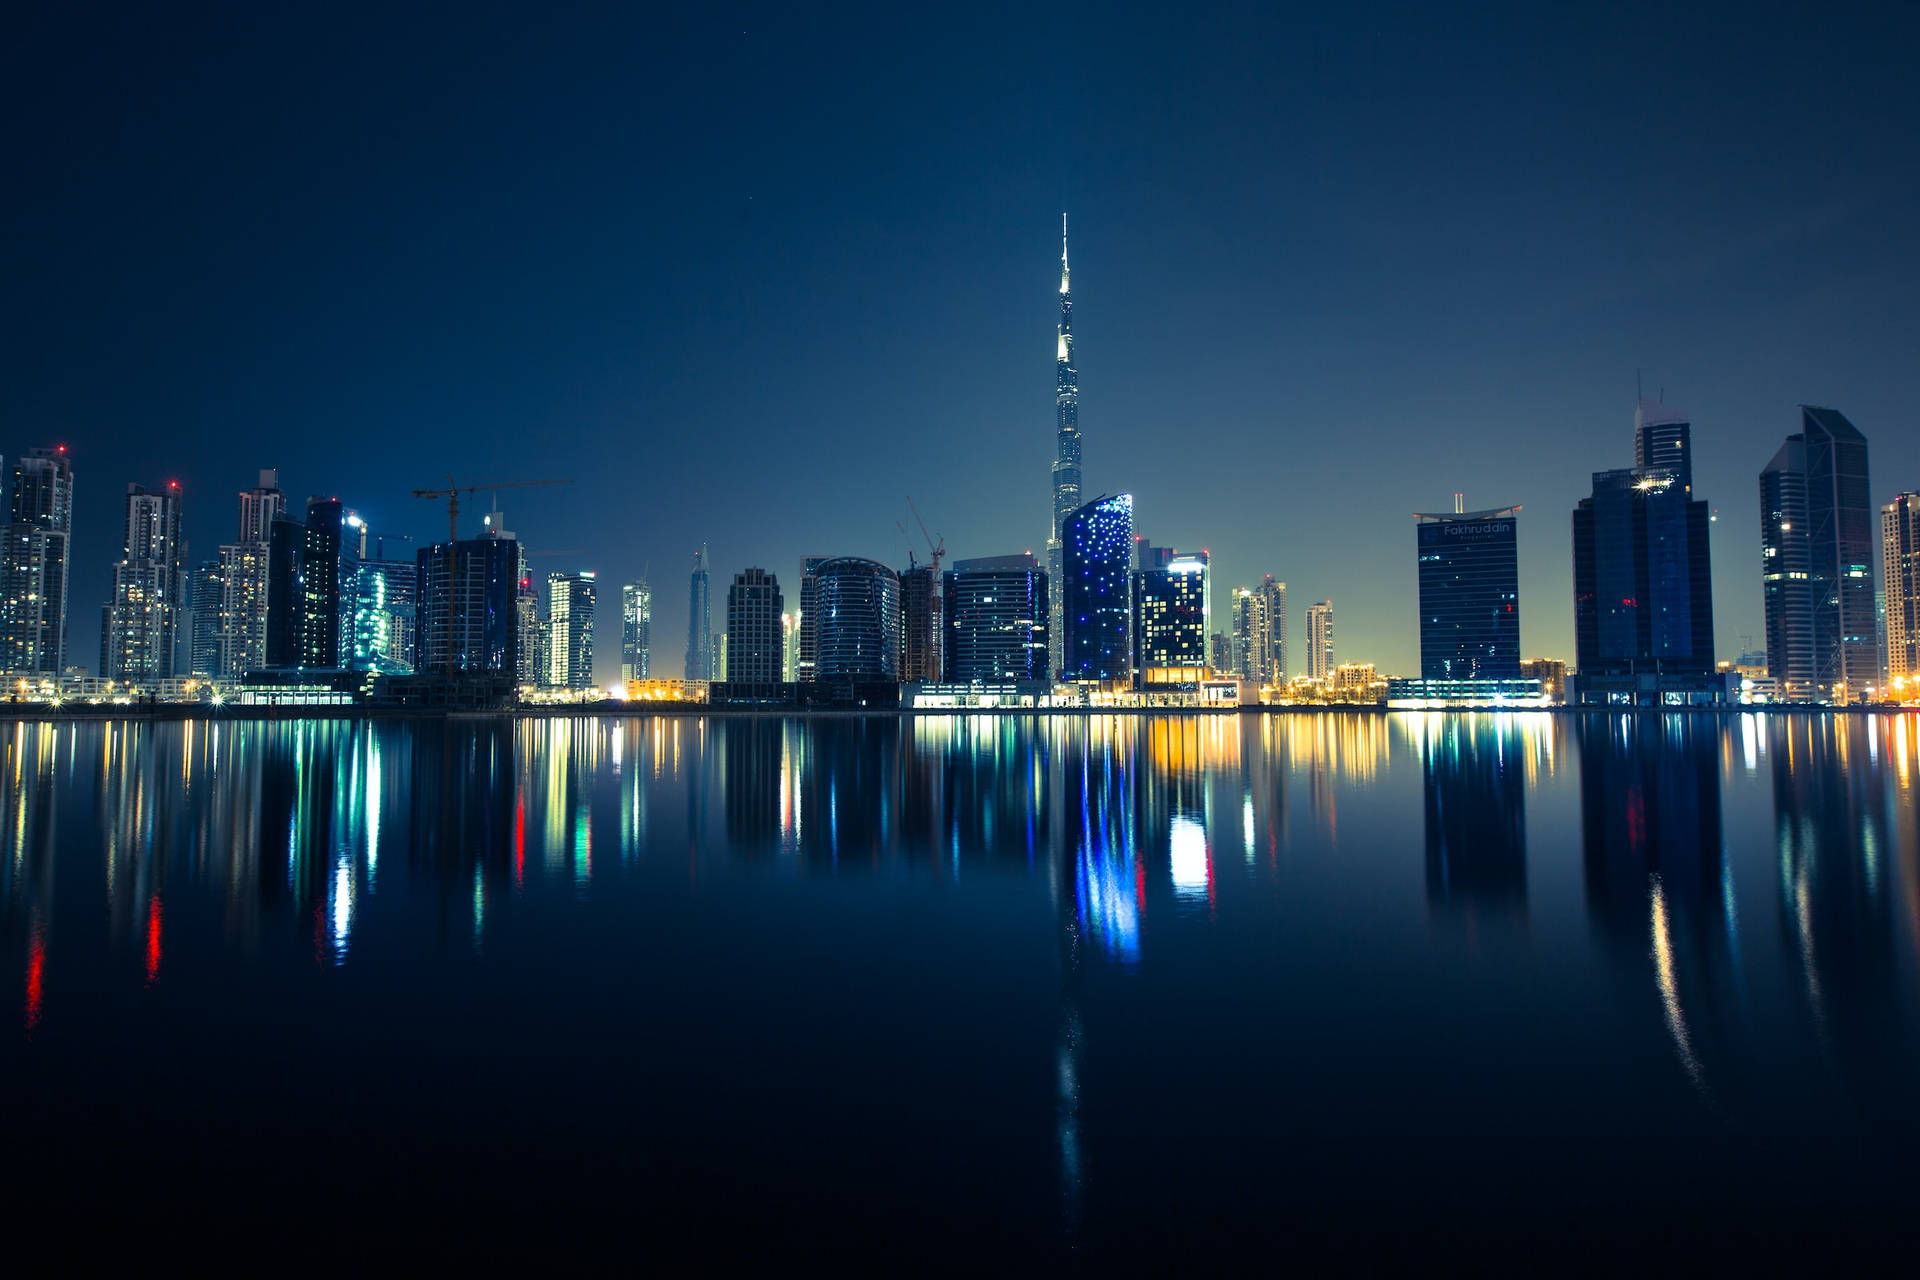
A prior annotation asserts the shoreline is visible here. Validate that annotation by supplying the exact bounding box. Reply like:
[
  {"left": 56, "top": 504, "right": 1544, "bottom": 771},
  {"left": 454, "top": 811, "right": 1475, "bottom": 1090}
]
[{"left": 0, "top": 701, "right": 1908, "bottom": 723}]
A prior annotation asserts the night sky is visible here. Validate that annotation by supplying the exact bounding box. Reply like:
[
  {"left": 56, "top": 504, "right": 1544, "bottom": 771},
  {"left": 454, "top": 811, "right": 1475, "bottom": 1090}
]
[{"left": 7, "top": 1, "right": 1917, "bottom": 682}]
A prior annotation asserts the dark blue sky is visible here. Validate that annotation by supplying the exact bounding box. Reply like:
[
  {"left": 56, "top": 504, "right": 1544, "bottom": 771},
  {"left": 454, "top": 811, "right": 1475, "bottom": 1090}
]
[{"left": 7, "top": 1, "right": 1917, "bottom": 680}]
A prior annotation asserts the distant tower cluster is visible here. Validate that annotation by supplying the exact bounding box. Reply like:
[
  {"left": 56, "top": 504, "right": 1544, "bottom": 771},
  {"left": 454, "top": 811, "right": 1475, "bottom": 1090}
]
[{"left": 1230, "top": 576, "right": 1286, "bottom": 684}]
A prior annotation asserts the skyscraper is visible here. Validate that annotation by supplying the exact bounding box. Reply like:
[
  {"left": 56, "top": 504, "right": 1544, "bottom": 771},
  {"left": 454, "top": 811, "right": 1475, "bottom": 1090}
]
[
  {"left": 795, "top": 554, "right": 829, "bottom": 682},
  {"left": 1881, "top": 492, "right": 1919, "bottom": 689},
  {"left": 187, "top": 559, "right": 224, "bottom": 678},
  {"left": 1230, "top": 576, "right": 1285, "bottom": 683},
  {"left": 1414, "top": 504, "right": 1522, "bottom": 680},
  {"left": 1061, "top": 493, "right": 1132, "bottom": 683},
  {"left": 942, "top": 553, "right": 1049, "bottom": 683},
  {"left": 415, "top": 537, "right": 519, "bottom": 676},
  {"left": 899, "top": 563, "right": 940, "bottom": 681},
  {"left": 1635, "top": 398, "right": 1693, "bottom": 494},
  {"left": 1306, "top": 600, "right": 1335, "bottom": 680},
  {"left": 725, "top": 567, "right": 784, "bottom": 684},
  {"left": 1760, "top": 407, "right": 1876, "bottom": 700},
  {"left": 0, "top": 446, "right": 74, "bottom": 676},
  {"left": 781, "top": 612, "right": 800, "bottom": 681},
  {"left": 1046, "top": 214, "right": 1082, "bottom": 676},
  {"left": 686, "top": 544, "right": 711, "bottom": 680},
  {"left": 101, "top": 481, "right": 186, "bottom": 683},
  {"left": 1573, "top": 466, "right": 1714, "bottom": 678},
  {"left": 813, "top": 557, "right": 900, "bottom": 678},
  {"left": 1131, "top": 552, "right": 1208, "bottom": 681},
  {"left": 265, "top": 497, "right": 345, "bottom": 669},
  {"left": 621, "top": 580, "right": 651, "bottom": 681},
  {"left": 547, "top": 571, "right": 597, "bottom": 690},
  {"left": 213, "top": 469, "right": 284, "bottom": 678}
]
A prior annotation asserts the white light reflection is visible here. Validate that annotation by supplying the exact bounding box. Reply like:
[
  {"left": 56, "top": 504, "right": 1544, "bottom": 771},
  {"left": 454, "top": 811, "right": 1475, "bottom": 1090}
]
[{"left": 1171, "top": 813, "right": 1209, "bottom": 902}]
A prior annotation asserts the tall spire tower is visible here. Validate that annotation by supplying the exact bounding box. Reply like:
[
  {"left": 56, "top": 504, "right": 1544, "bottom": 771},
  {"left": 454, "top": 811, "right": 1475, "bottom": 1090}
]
[{"left": 1046, "top": 213, "right": 1082, "bottom": 675}]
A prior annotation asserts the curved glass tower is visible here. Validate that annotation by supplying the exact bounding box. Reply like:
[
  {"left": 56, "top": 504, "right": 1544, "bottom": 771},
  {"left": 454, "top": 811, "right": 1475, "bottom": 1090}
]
[
  {"left": 1061, "top": 493, "right": 1131, "bottom": 683},
  {"left": 1046, "top": 214, "right": 1081, "bottom": 676},
  {"left": 813, "top": 557, "right": 900, "bottom": 678}
]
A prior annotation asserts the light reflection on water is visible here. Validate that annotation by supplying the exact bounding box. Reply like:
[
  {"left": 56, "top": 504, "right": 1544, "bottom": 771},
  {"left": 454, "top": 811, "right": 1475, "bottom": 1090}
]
[{"left": 1, "top": 710, "right": 1918, "bottom": 1258}]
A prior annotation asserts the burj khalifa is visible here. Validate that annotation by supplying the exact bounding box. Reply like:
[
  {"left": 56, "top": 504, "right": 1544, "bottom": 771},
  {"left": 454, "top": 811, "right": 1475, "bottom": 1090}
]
[{"left": 1046, "top": 214, "right": 1081, "bottom": 675}]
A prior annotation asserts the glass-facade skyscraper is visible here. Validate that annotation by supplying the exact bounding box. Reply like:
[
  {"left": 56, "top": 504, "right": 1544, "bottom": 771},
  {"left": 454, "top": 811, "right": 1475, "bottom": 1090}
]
[
  {"left": 1573, "top": 464, "right": 1714, "bottom": 677},
  {"left": 1061, "top": 493, "right": 1132, "bottom": 683},
  {"left": 1414, "top": 505, "right": 1521, "bottom": 680},
  {"left": 685, "top": 544, "right": 711, "bottom": 680},
  {"left": 942, "top": 553, "right": 1049, "bottom": 683},
  {"left": 1760, "top": 406, "right": 1876, "bottom": 701},
  {"left": 547, "top": 571, "right": 597, "bottom": 690},
  {"left": 415, "top": 537, "right": 519, "bottom": 676},
  {"left": 813, "top": 557, "right": 900, "bottom": 678},
  {"left": 621, "top": 580, "right": 651, "bottom": 681},
  {"left": 1045, "top": 215, "right": 1081, "bottom": 676},
  {"left": 1305, "top": 600, "right": 1335, "bottom": 680}
]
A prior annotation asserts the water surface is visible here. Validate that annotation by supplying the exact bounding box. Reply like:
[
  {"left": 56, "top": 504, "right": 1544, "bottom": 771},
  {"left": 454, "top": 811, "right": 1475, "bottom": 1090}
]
[{"left": 4, "top": 712, "right": 1918, "bottom": 1262}]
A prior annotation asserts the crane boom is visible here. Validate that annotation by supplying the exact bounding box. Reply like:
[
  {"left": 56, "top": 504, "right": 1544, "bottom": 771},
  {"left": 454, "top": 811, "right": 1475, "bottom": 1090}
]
[
  {"left": 906, "top": 496, "right": 945, "bottom": 576},
  {"left": 411, "top": 476, "right": 573, "bottom": 544}
]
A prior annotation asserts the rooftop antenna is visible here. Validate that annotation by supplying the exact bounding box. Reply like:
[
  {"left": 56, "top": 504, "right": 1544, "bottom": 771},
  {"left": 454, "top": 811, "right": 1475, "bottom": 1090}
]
[{"left": 1454, "top": 492, "right": 1465, "bottom": 515}]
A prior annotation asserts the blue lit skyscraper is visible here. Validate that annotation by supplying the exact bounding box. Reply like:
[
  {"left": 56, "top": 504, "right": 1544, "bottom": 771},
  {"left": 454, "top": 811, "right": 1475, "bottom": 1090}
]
[
  {"left": 1414, "top": 504, "right": 1521, "bottom": 680},
  {"left": 1046, "top": 215, "right": 1081, "bottom": 675},
  {"left": 1061, "top": 493, "right": 1132, "bottom": 683}
]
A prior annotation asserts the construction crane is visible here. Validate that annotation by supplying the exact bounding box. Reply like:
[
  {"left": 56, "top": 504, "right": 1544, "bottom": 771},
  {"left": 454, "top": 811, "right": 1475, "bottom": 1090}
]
[
  {"left": 906, "top": 496, "right": 945, "bottom": 578},
  {"left": 411, "top": 476, "right": 574, "bottom": 545},
  {"left": 894, "top": 520, "right": 918, "bottom": 568}
]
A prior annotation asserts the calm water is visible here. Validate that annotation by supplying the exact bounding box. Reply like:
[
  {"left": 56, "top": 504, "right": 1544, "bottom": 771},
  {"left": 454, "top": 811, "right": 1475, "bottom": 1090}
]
[{"left": 4, "top": 712, "right": 1919, "bottom": 1262}]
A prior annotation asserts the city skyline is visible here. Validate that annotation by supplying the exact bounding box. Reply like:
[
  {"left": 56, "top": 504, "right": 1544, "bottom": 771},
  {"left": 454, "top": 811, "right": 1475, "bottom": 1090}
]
[{"left": 5, "top": 5, "right": 1918, "bottom": 684}]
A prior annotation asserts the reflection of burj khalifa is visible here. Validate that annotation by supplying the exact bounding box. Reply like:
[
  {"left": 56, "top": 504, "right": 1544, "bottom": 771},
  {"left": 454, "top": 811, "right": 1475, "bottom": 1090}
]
[{"left": 1046, "top": 215, "right": 1081, "bottom": 676}]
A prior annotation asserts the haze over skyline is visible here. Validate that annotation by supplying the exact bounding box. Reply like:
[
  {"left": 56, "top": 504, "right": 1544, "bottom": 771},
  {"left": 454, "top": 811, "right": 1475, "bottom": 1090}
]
[{"left": 7, "top": 1, "right": 1917, "bottom": 681}]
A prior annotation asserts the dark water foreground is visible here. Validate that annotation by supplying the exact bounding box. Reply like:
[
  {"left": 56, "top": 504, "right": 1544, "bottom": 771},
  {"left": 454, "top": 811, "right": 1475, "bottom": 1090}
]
[{"left": 3, "top": 712, "right": 1918, "bottom": 1264}]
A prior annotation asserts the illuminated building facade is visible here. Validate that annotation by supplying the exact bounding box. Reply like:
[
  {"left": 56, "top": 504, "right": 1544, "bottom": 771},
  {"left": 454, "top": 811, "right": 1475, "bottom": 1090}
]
[
  {"left": 1761, "top": 407, "right": 1875, "bottom": 700},
  {"left": 547, "top": 571, "right": 597, "bottom": 690},
  {"left": 0, "top": 446, "right": 74, "bottom": 676},
  {"left": 685, "top": 544, "right": 711, "bottom": 680},
  {"left": 1131, "top": 552, "right": 1208, "bottom": 683},
  {"left": 795, "top": 554, "right": 829, "bottom": 681},
  {"left": 1061, "top": 493, "right": 1132, "bottom": 682},
  {"left": 1046, "top": 214, "right": 1081, "bottom": 676},
  {"left": 1572, "top": 450, "right": 1715, "bottom": 697},
  {"left": 1306, "top": 600, "right": 1334, "bottom": 680},
  {"left": 101, "top": 481, "right": 186, "bottom": 682},
  {"left": 212, "top": 468, "right": 284, "bottom": 678},
  {"left": 621, "top": 580, "right": 651, "bottom": 681},
  {"left": 1209, "top": 631, "right": 1232, "bottom": 675},
  {"left": 942, "top": 553, "right": 1049, "bottom": 683},
  {"left": 813, "top": 557, "right": 900, "bottom": 678},
  {"left": 187, "top": 559, "right": 224, "bottom": 677},
  {"left": 781, "top": 612, "right": 800, "bottom": 681},
  {"left": 1634, "top": 398, "right": 1693, "bottom": 494},
  {"left": 265, "top": 497, "right": 344, "bottom": 669},
  {"left": 1231, "top": 576, "right": 1285, "bottom": 682},
  {"left": 1883, "top": 492, "right": 1919, "bottom": 688},
  {"left": 1414, "top": 505, "right": 1521, "bottom": 680},
  {"left": 415, "top": 537, "right": 519, "bottom": 675},
  {"left": 899, "top": 563, "right": 940, "bottom": 682},
  {"left": 725, "top": 567, "right": 784, "bottom": 684},
  {"left": 344, "top": 557, "right": 416, "bottom": 673}
]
